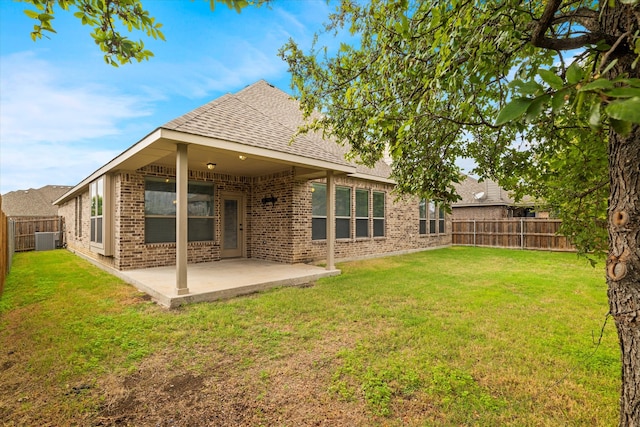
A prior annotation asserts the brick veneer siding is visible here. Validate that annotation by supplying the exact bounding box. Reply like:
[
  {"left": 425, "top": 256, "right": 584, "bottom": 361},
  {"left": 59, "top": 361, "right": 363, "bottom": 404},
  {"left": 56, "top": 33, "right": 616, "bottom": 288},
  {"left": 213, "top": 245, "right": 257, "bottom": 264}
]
[
  {"left": 250, "top": 170, "right": 296, "bottom": 263},
  {"left": 451, "top": 205, "right": 508, "bottom": 220},
  {"left": 59, "top": 165, "right": 451, "bottom": 271}
]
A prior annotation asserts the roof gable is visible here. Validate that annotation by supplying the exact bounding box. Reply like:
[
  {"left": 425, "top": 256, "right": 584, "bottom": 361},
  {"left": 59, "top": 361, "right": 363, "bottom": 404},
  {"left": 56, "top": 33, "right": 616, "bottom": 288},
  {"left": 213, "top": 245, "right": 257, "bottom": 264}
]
[{"left": 162, "top": 80, "right": 391, "bottom": 179}]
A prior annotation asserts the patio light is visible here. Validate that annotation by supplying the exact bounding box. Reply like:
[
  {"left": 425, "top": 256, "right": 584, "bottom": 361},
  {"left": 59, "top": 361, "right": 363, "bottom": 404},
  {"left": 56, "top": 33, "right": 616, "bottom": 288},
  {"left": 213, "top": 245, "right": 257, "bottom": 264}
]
[
  {"left": 207, "top": 162, "right": 216, "bottom": 170},
  {"left": 239, "top": 155, "right": 247, "bottom": 160}
]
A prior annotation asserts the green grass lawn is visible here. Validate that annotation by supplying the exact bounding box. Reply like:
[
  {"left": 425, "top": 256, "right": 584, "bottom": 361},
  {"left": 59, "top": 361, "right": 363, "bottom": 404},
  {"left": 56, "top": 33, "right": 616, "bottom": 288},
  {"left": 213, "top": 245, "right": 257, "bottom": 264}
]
[{"left": 0, "top": 247, "right": 619, "bottom": 426}]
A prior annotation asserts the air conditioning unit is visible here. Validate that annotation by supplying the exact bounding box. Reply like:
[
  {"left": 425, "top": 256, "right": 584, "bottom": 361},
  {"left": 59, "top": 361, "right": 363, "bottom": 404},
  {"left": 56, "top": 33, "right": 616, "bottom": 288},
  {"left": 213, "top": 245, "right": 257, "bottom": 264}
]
[{"left": 35, "top": 232, "right": 60, "bottom": 251}]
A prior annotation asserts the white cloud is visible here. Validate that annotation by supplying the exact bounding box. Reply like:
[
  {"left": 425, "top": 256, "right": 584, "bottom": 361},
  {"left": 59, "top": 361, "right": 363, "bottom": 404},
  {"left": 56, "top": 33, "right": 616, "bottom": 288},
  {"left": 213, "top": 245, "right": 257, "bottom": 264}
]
[{"left": 0, "top": 52, "right": 152, "bottom": 144}]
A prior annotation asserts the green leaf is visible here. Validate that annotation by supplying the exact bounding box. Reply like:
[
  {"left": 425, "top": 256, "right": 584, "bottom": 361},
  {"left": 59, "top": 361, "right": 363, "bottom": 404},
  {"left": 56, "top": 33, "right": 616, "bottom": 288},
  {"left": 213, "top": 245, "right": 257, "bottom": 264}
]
[
  {"left": 538, "top": 69, "right": 563, "bottom": 90},
  {"left": 610, "top": 118, "right": 632, "bottom": 135},
  {"left": 525, "top": 94, "right": 550, "bottom": 122},
  {"left": 24, "top": 9, "right": 40, "bottom": 19},
  {"left": 605, "top": 97, "right": 640, "bottom": 124},
  {"left": 579, "top": 79, "right": 615, "bottom": 92},
  {"left": 588, "top": 102, "right": 601, "bottom": 128},
  {"left": 495, "top": 97, "right": 533, "bottom": 126},
  {"left": 551, "top": 88, "right": 570, "bottom": 112},
  {"left": 566, "top": 63, "right": 584, "bottom": 85},
  {"left": 605, "top": 87, "right": 640, "bottom": 98}
]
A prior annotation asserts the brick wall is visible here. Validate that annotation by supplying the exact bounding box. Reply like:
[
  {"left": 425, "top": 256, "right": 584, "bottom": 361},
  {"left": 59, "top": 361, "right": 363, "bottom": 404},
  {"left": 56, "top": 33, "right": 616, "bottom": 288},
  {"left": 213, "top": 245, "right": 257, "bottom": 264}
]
[{"left": 451, "top": 205, "right": 507, "bottom": 220}]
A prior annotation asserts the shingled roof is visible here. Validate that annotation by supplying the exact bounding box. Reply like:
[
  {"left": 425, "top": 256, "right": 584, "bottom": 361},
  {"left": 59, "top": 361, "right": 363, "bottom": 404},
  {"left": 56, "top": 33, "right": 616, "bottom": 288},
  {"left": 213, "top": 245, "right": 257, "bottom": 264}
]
[
  {"left": 453, "top": 176, "right": 535, "bottom": 207},
  {"left": 162, "top": 80, "right": 392, "bottom": 179},
  {"left": 2, "top": 185, "right": 72, "bottom": 217}
]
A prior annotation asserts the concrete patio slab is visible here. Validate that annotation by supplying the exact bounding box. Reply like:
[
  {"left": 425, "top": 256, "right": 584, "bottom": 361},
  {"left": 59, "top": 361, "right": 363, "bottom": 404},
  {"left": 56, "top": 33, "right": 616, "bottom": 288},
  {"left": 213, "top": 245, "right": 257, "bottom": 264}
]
[{"left": 116, "top": 258, "right": 341, "bottom": 308}]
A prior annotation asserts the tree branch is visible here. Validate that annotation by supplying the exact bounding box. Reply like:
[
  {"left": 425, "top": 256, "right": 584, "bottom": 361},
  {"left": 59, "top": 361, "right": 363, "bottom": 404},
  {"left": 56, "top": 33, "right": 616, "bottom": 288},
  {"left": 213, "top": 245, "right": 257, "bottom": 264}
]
[{"left": 531, "top": 1, "right": 604, "bottom": 50}]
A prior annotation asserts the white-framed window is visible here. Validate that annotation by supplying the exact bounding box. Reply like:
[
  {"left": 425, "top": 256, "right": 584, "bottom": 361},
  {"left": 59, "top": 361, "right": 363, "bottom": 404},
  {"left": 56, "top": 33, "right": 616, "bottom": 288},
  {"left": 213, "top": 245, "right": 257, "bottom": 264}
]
[
  {"left": 311, "top": 183, "right": 327, "bottom": 240},
  {"left": 355, "top": 189, "right": 369, "bottom": 238},
  {"left": 373, "top": 191, "right": 385, "bottom": 237},
  {"left": 419, "top": 199, "right": 428, "bottom": 235},
  {"left": 420, "top": 199, "right": 445, "bottom": 234},
  {"left": 336, "top": 186, "right": 351, "bottom": 239},
  {"left": 89, "top": 175, "right": 113, "bottom": 255},
  {"left": 144, "top": 178, "right": 214, "bottom": 244}
]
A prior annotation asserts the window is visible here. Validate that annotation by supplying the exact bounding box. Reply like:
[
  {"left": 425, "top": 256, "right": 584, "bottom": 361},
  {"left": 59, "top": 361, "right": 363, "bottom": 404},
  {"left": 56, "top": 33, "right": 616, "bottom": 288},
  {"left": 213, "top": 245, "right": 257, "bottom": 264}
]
[
  {"left": 89, "top": 175, "right": 112, "bottom": 255},
  {"left": 373, "top": 191, "right": 385, "bottom": 237},
  {"left": 419, "top": 199, "right": 427, "bottom": 235},
  {"left": 144, "top": 178, "right": 214, "bottom": 244},
  {"left": 90, "top": 178, "right": 103, "bottom": 244},
  {"left": 311, "top": 183, "right": 326, "bottom": 240},
  {"left": 420, "top": 199, "right": 446, "bottom": 235},
  {"left": 355, "top": 189, "right": 369, "bottom": 238},
  {"left": 336, "top": 186, "right": 351, "bottom": 239}
]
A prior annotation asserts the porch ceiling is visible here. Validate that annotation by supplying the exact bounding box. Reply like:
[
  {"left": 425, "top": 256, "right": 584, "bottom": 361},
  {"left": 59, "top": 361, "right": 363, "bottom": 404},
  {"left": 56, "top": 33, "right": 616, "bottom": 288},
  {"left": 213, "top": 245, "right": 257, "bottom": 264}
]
[{"left": 113, "top": 135, "right": 339, "bottom": 180}]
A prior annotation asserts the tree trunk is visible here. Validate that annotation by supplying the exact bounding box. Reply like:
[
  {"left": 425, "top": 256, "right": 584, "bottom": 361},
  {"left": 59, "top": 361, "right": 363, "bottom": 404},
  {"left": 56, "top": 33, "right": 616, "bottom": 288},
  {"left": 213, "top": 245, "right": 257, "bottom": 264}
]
[
  {"left": 608, "top": 123, "right": 640, "bottom": 426},
  {"left": 601, "top": 4, "right": 640, "bottom": 424}
]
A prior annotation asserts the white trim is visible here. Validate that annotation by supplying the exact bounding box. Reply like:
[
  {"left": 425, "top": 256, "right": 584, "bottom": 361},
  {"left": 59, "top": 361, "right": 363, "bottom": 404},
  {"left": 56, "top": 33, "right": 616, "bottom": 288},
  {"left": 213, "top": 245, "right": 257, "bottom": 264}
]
[{"left": 347, "top": 172, "right": 396, "bottom": 184}]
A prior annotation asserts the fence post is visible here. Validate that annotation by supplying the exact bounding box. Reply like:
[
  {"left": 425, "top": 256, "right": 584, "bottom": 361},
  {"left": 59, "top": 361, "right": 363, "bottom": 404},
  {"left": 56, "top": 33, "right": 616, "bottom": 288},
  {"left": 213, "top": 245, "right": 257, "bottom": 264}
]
[
  {"left": 473, "top": 220, "right": 476, "bottom": 246},
  {"left": 520, "top": 218, "right": 524, "bottom": 249}
]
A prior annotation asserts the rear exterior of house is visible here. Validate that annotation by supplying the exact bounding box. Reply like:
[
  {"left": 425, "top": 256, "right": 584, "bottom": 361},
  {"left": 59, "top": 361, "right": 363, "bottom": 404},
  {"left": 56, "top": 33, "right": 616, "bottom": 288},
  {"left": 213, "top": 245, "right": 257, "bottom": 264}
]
[{"left": 56, "top": 81, "right": 450, "bottom": 274}]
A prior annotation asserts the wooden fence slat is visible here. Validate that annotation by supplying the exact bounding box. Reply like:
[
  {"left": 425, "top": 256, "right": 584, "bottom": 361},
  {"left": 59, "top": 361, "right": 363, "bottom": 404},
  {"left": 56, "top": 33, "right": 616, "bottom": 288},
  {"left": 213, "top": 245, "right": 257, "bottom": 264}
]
[{"left": 9, "top": 216, "right": 63, "bottom": 252}]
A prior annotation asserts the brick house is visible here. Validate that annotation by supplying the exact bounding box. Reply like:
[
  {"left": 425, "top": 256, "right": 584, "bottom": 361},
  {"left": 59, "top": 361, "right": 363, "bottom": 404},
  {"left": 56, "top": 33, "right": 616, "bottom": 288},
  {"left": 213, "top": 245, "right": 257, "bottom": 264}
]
[
  {"left": 452, "top": 176, "right": 546, "bottom": 220},
  {"left": 55, "top": 81, "right": 451, "bottom": 293}
]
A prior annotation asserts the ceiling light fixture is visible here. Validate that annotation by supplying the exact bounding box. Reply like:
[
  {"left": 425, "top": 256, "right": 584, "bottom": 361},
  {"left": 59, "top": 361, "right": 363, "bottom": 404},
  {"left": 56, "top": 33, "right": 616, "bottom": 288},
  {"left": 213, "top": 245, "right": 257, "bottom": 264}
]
[
  {"left": 238, "top": 155, "right": 247, "bottom": 160},
  {"left": 207, "top": 162, "right": 216, "bottom": 170}
]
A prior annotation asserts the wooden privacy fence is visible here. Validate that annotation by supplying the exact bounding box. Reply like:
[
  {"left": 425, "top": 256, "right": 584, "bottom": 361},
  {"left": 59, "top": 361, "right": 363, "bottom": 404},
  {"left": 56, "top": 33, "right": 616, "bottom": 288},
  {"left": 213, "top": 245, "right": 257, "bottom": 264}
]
[
  {"left": 1, "top": 195, "right": 9, "bottom": 295},
  {"left": 11, "top": 216, "right": 63, "bottom": 252},
  {"left": 452, "top": 218, "right": 575, "bottom": 252}
]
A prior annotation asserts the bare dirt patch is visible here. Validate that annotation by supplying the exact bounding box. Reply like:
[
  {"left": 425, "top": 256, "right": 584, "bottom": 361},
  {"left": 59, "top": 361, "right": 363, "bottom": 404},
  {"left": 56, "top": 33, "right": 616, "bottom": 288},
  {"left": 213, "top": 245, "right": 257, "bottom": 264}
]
[{"left": 90, "top": 344, "right": 373, "bottom": 427}]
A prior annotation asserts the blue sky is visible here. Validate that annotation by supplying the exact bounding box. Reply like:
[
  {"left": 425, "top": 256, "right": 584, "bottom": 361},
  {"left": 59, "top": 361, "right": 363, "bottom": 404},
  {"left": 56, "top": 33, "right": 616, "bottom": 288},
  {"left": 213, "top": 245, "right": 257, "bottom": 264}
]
[{"left": 0, "top": 0, "right": 339, "bottom": 194}]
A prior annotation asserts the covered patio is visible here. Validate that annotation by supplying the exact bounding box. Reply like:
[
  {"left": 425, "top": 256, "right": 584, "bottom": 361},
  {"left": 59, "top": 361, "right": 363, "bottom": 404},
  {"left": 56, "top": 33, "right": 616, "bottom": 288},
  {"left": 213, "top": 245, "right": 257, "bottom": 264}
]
[{"left": 114, "top": 258, "right": 341, "bottom": 308}]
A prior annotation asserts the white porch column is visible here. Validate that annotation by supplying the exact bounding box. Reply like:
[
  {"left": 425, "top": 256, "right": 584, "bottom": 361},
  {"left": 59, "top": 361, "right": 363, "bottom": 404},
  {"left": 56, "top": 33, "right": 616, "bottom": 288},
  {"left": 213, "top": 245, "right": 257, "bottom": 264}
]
[
  {"left": 326, "top": 170, "right": 336, "bottom": 270},
  {"left": 176, "top": 143, "right": 189, "bottom": 295}
]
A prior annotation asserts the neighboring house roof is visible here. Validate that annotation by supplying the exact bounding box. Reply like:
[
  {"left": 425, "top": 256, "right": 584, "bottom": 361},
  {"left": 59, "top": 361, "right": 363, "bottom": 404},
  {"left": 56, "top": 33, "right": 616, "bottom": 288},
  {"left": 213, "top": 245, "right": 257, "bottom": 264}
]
[
  {"left": 56, "top": 80, "right": 393, "bottom": 205},
  {"left": 2, "top": 185, "right": 72, "bottom": 217},
  {"left": 453, "top": 176, "right": 534, "bottom": 208}
]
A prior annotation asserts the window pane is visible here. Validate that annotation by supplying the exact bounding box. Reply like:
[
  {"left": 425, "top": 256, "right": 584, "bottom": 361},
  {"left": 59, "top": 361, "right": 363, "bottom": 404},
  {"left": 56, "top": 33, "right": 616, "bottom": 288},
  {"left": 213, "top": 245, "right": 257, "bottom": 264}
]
[
  {"left": 419, "top": 220, "right": 427, "bottom": 235},
  {"left": 96, "top": 178, "right": 103, "bottom": 216},
  {"left": 189, "top": 218, "right": 213, "bottom": 242},
  {"left": 356, "top": 189, "right": 368, "bottom": 217},
  {"left": 223, "top": 199, "right": 238, "bottom": 249},
  {"left": 312, "top": 183, "right": 326, "bottom": 216},
  {"left": 145, "top": 217, "right": 176, "bottom": 243},
  {"left": 90, "top": 218, "right": 96, "bottom": 241},
  {"left": 312, "top": 217, "right": 326, "bottom": 240},
  {"left": 439, "top": 218, "right": 445, "bottom": 234},
  {"left": 90, "top": 182, "right": 96, "bottom": 216},
  {"left": 373, "top": 219, "right": 385, "bottom": 237},
  {"left": 428, "top": 201, "right": 436, "bottom": 219},
  {"left": 336, "top": 218, "right": 350, "bottom": 239},
  {"left": 356, "top": 218, "right": 369, "bottom": 238},
  {"left": 188, "top": 182, "right": 214, "bottom": 217},
  {"left": 336, "top": 187, "right": 351, "bottom": 217},
  {"left": 430, "top": 219, "right": 436, "bottom": 234},
  {"left": 373, "top": 192, "right": 385, "bottom": 217},
  {"left": 419, "top": 199, "right": 426, "bottom": 219},
  {"left": 145, "top": 179, "right": 176, "bottom": 216},
  {"left": 96, "top": 217, "right": 103, "bottom": 243}
]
